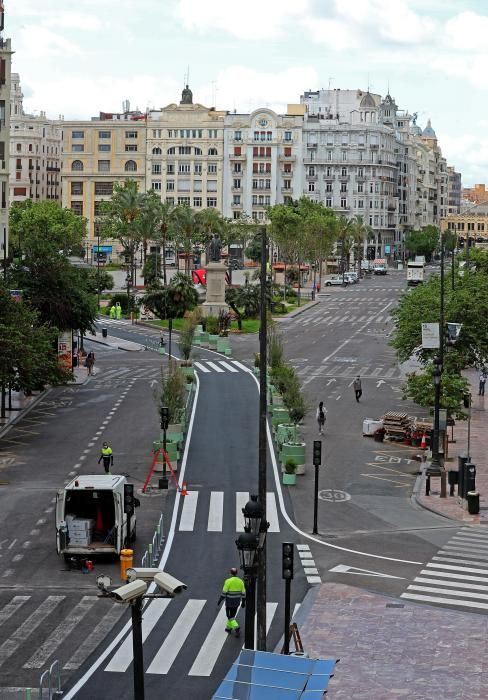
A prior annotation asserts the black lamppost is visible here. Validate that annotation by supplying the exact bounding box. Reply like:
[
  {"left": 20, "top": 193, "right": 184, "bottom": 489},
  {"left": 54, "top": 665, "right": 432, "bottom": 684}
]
[
  {"left": 428, "top": 355, "right": 443, "bottom": 476},
  {"left": 126, "top": 271, "right": 132, "bottom": 314},
  {"left": 236, "top": 495, "right": 268, "bottom": 649},
  {"left": 160, "top": 406, "right": 169, "bottom": 490}
]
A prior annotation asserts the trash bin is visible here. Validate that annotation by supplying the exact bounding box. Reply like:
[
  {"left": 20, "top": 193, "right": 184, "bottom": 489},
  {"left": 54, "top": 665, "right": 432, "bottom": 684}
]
[
  {"left": 467, "top": 491, "right": 480, "bottom": 515},
  {"left": 466, "top": 462, "right": 476, "bottom": 495},
  {"left": 102, "top": 328, "right": 108, "bottom": 338}
]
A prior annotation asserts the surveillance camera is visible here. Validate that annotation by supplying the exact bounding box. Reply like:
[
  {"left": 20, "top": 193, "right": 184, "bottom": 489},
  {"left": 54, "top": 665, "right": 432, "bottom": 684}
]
[
  {"left": 126, "top": 567, "right": 162, "bottom": 583},
  {"left": 112, "top": 579, "right": 147, "bottom": 602},
  {"left": 154, "top": 571, "right": 187, "bottom": 597}
]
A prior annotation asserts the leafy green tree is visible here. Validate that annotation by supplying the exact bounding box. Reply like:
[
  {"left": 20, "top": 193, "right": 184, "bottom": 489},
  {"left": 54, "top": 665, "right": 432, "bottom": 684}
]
[
  {"left": 336, "top": 215, "right": 354, "bottom": 273},
  {"left": 142, "top": 253, "right": 161, "bottom": 287},
  {"left": 403, "top": 362, "right": 469, "bottom": 420},
  {"left": 153, "top": 201, "right": 177, "bottom": 285},
  {"left": 245, "top": 235, "right": 263, "bottom": 262},
  {"left": 9, "top": 200, "right": 87, "bottom": 261},
  {"left": 173, "top": 206, "right": 202, "bottom": 275},
  {"left": 404, "top": 225, "right": 439, "bottom": 261},
  {"left": 0, "top": 284, "right": 70, "bottom": 409},
  {"left": 85, "top": 268, "right": 114, "bottom": 295}
]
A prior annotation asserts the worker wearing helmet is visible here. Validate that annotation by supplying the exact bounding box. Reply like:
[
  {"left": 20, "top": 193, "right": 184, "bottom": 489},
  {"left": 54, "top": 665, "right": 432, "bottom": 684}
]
[
  {"left": 98, "top": 442, "right": 114, "bottom": 474},
  {"left": 217, "top": 567, "right": 246, "bottom": 637}
]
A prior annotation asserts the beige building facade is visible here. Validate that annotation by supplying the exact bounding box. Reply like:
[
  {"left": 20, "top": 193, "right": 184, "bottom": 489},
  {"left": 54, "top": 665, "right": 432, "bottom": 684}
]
[
  {"left": 0, "top": 3, "right": 11, "bottom": 257},
  {"left": 10, "top": 73, "right": 62, "bottom": 205},
  {"left": 146, "top": 86, "right": 226, "bottom": 212},
  {"left": 60, "top": 117, "right": 146, "bottom": 249},
  {"left": 441, "top": 203, "right": 488, "bottom": 245}
]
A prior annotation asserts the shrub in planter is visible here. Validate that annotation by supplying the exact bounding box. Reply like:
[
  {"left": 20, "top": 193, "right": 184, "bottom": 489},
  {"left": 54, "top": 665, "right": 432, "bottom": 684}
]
[
  {"left": 204, "top": 315, "right": 219, "bottom": 335},
  {"left": 268, "top": 330, "right": 284, "bottom": 370},
  {"left": 283, "top": 458, "right": 297, "bottom": 485},
  {"left": 157, "top": 363, "right": 186, "bottom": 425}
]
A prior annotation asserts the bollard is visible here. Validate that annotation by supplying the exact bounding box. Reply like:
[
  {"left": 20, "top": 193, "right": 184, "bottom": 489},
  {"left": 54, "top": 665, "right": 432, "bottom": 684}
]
[
  {"left": 120, "top": 548, "right": 133, "bottom": 582},
  {"left": 425, "top": 474, "right": 431, "bottom": 496},
  {"left": 25, "top": 690, "right": 31, "bottom": 700},
  {"left": 102, "top": 328, "right": 108, "bottom": 338}
]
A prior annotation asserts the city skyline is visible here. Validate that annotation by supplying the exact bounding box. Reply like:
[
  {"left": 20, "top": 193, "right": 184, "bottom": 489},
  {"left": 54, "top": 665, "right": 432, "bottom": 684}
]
[{"left": 9, "top": 0, "right": 488, "bottom": 185}]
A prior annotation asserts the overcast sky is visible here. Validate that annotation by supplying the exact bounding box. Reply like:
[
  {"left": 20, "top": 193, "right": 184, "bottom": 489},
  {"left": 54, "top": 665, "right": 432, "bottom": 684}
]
[{"left": 8, "top": 0, "right": 488, "bottom": 186}]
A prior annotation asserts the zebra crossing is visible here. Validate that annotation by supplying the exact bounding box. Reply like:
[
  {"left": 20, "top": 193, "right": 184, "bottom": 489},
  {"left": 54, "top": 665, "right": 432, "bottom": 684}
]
[
  {"left": 178, "top": 491, "right": 281, "bottom": 533},
  {"left": 298, "top": 361, "right": 401, "bottom": 383},
  {"left": 105, "top": 598, "right": 300, "bottom": 677},
  {"left": 300, "top": 310, "right": 393, "bottom": 328},
  {"left": 401, "top": 526, "right": 488, "bottom": 612},
  {"left": 91, "top": 360, "right": 247, "bottom": 385}
]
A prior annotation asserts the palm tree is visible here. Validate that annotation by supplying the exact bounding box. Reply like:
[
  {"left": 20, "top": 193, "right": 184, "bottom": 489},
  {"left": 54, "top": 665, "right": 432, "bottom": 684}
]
[
  {"left": 350, "top": 215, "right": 373, "bottom": 278},
  {"left": 173, "top": 205, "right": 200, "bottom": 275},
  {"left": 154, "top": 201, "right": 177, "bottom": 285}
]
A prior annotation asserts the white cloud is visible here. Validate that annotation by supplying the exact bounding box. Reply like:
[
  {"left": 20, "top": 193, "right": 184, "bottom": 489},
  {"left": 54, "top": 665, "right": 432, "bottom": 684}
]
[
  {"left": 300, "top": 17, "right": 361, "bottom": 50},
  {"left": 443, "top": 11, "right": 488, "bottom": 50},
  {"left": 175, "top": 0, "right": 310, "bottom": 40},
  {"left": 43, "top": 12, "right": 103, "bottom": 31},
  {"left": 201, "top": 65, "right": 319, "bottom": 113},
  {"left": 16, "top": 26, "right": 82, "bottom": 59}
]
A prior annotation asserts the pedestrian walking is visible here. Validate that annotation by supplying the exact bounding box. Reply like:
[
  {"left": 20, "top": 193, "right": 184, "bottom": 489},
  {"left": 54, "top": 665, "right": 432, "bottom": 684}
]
[
  {"left": 98, "top": 442, "right": 114, "bottom": 474},
  {"left": 85, "top": 351, "right": 95, "bottom": 376},
  {"left": 353, "top": 375, "right": 362, "bottom": 402},
  {"left": 109, "top": 305, "right": 116, "bottom": 319},
  {"left": 316, "top": 401, "right": 327, "bottom": 435},
  {"left": 479, "top": 371, "right": 487, "bottom": 396},
  {"left": 217, "top": 567, "right": 245, "bottom": 637},
  {"left": 115, "top": 302, "right": 122, "bottom": 320}
]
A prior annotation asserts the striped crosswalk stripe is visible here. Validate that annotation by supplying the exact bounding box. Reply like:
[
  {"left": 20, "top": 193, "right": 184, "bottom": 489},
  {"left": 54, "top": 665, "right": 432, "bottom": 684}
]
[
  {"left": 179, "top": 491, "right": 199, "bottom": 531},
  {"left": 194, "top": 362, "right": 210, "bottom": 373},
  {"left": 205, "top": 361, "right": 224, "bottom": 373},
  {"left": 402, "top": 527, "right": 488, "bottom": 611},
  {"left": 207, "top": 491, "right": 224, "bottom": 532},
  {"left": 147, "top": 600, "right": 206, "bottom": 674}
]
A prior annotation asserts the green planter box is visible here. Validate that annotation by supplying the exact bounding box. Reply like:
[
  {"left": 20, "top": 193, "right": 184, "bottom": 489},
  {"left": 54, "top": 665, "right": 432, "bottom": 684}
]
[
  {"left": 199, "top": 332, "right": 209, "bottom": 347},
  {"left": 271, "top": 410, "right": 290, "bottom": 429},
  {"left": 196, "top": 324, "right": 203, "bottom": 333},
  {"left": 280, "top": 443, "right": 306, "bottom": 473},
  {"left": 217, "top": 339, "right": 230, "bottom": 353},
  {"left": 180, "top": 366, "right": 195, "bottom": 379},
  {"left": 209, "top": 334, "right": 219, "bottom": 348},
  {"left": 282, "top": 472, "right": 296, "bottom": 486},
  {"left": 275, "top": 423, "right": 297, "bottom": 448}
]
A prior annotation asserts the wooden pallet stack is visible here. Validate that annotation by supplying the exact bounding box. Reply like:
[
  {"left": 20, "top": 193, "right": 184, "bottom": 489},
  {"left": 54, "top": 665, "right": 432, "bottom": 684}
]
[{"left": 382, "top": 411, "right": 411, "bottom": 440}]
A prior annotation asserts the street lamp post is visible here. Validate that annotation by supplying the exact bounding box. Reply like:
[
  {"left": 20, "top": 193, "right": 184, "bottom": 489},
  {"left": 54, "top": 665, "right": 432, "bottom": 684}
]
[
  {"left": 429, "top": 355, "right": 443, "bottom": 478},
  {"left": 126, "top": 271, "right": 131, "bottom": 315},
  {"left": 257, "top": 226, "right": 268, "bottom": 651},
  {"left": 160, "top": 406, "right": 169, "bottom": 490}
]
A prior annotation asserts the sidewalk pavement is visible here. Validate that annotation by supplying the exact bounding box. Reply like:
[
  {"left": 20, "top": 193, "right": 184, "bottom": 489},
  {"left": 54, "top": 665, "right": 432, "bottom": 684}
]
[
  {"left": 87, "top": 328, "right": 145, "bottom": 351},
  {"left": 296, "top": 583, "right": 488, "bottom": 699},
  {"left": 0, "top": 365, "right": 87, "bottom": 439},
  {"left": 415, "top": 369, "right": 488, "bottom": 525}
]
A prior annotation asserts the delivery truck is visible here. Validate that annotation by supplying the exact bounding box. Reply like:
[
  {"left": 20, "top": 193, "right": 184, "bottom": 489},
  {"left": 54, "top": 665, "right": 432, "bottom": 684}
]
[
  {"left": 56, "top": 475, "right": 139, "bottom": 561},
  {"left": 407, "top": 260, "right": 425, "bottom": 286}
]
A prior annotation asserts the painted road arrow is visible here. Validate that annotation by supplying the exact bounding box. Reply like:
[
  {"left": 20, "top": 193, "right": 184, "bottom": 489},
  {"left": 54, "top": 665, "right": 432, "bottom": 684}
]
[
  {"left": 327, "top": 378, "right": 336, "bottom": 385},
  {"left": 329, "top": 564, "right": 404, "bottom": 579},
  {"left": 376, "top": 379, "right": 386, "bottom": 387}
]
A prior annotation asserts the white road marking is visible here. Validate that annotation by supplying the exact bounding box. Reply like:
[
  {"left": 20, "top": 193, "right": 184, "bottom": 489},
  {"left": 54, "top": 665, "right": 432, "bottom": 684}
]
[
  {"left": 401, "top": 592, "right": 488, "bottom": 610},
  {"left": 329, "top": 564, "right": 404, "bottom": 579},
  {"left": 147, "top": 600, "right": 206, "bottom": 675},
  {"left": 64, "top": 604, "right": 127, "bottom": 671},
  {"left": 427, "top": 562, "right": 488, "bottom": 575},
  {"left": 105, "top": 598, "right": 171, "bottom": 672},
  {"left": 304, "top": 567, "right": 319, "bottom": 575},
  {"left": 188, "top": 605, "right": 229, "bottom": 677},
  {"left": 266, "top": 492, "right": 280, "bottom": 533},
  {"left": 307, "top": 576, "right": 322, "bottom": 584},
  {"left": 205, "top": 361, "right": 224, "bottom": 373},
  {"left": 231, "top": 360, "right": 249, "bottom": 372},
  {"left": 236, "top": 492, "right": 248, "bottom": 532},
  {"left": 0, "top": 596, "right": 64, "bottom": 666},
  {"left": 0, "top": 596, "right": 30, "bottom": 627},
  {"left": 194, "top": 362, "right": 210, "bottom": 373},
  {"left": 179, "top": 491, "right": 198, "bottom": 531},
  {"left": 422, "top": 567, "right": 488, "bottom": 583},
  {"left": 218, "top": 361, "right": 238, "bottom": 373},
  {"left": 434, "top": 554, "right": 488, "bottom": 565},
  {"left": 23, "top": 596, "right": 98, "bottom": 669},
  {"left": 414, "top": 576, "right": 488, "bottom": 592},
  {"left": 407, "top": 584, "right": 488, "bottom": 601},
  {"left": 207, "top": 492, "right": 224, "bottom": 532}
]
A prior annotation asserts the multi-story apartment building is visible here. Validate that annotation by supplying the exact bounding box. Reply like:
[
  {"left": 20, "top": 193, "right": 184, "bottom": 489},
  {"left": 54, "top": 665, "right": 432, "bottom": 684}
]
[
  {"left": 446, "top": 166, "right": 461, "bottom": 216},
  {"left": 60, "top": 116, "right": 146, "bottom": 247},
  {"left": 9, "top": 74, "right": 62, "bottom": 204},
  {"left": 146, "top": 86, "right": 226, "bottom": 212},
  {"left": 0, "top": 2, "right": 11, "bottom": 258},
  {"left": 222, "top": 107, "right": 304, "bottom": 222},
  {"left": 441, "top": 202, "right": 488, "bottom": 245}
]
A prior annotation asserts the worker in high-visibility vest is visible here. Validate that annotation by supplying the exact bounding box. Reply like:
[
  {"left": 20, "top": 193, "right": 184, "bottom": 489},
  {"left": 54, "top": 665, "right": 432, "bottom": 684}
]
[
  {"left": 98, "top": 442, "right": 114, "bottom": 474},
  {"left": 217, "top": 567, "right": 246, "bottom": 637}
]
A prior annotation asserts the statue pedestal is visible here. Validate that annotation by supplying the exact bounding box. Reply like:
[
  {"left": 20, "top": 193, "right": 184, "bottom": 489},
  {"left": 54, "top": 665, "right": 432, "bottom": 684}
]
[{"left": 202, "top": 262, "right": 228, "bottom": 317}]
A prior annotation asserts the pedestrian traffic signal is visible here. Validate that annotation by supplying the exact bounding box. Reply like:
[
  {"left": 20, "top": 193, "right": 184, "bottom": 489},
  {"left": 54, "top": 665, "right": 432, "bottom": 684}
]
[
  {"left": 282, "top": 542, "right": 294, "bottom": 580},
  {"left": 161, "top": 406, "right": 169, "bottom": 430},
  {"left": 313, "top": 440, "right": 322, "bottom": 466}
]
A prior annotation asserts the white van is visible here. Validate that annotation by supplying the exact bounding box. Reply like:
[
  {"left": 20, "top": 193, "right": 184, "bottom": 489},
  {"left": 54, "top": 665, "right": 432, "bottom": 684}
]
[{"left": 56, "top": 475, "right": 139, "bottom": 561}]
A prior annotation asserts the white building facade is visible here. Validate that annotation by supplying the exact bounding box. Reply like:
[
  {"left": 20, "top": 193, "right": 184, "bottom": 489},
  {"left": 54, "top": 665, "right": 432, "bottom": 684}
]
[{"left": 0, "top": 2, "right": 11, "bottom": 258}]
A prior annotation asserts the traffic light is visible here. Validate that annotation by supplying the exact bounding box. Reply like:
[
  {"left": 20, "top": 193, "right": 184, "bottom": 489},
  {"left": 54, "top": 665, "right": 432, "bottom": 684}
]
[
  {"left": 161, "top": 406, "right": 169, "bottom": 430},
  {"left": 282, "top": 542, "right": 294, "bottom": 580},
  {"left": 313, "top": 440, "right": 322, "bottom": 467},
  {"left": 124, "top": 483, "right": 135, "bottom": 515}
]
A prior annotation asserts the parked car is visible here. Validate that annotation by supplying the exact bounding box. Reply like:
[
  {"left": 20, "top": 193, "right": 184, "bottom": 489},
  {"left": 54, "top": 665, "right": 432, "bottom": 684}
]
[{"left": 325, "top": 276, "right": 349, "bottom": 287}]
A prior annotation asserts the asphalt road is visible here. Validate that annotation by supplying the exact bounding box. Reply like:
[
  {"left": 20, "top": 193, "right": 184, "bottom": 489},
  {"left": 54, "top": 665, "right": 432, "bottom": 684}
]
[{"left": 0, "top": 270, "right": 484, "bottom": 699}]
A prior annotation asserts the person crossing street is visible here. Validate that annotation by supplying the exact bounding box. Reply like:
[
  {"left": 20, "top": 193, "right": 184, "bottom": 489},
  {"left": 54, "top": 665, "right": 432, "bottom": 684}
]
[
  {"left": 98, "top": 442, "right": 114, "bottom": 474},
  {"left": 217, "top": 567, "right": 246, "bottom": 637},
  {"left": 353, "top": 376, "right": 362, "bottom": 402}
]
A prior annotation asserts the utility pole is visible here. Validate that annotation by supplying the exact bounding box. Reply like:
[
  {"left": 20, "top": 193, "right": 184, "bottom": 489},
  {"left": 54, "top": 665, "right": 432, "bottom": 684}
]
[{"left": 257, "top": 225, "right": 268, "bottom": 651}]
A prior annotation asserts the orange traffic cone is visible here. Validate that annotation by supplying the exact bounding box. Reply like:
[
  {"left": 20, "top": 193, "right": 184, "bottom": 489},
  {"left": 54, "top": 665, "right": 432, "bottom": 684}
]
[
  {"left": 95, "top": 505, "right": 105, "bottom": 531},
  {"left": 420, "top": 432, "right": 427, "bottom": 450},
  {"left": 180, "top": 482, "right": 188, "bottom": 496}
]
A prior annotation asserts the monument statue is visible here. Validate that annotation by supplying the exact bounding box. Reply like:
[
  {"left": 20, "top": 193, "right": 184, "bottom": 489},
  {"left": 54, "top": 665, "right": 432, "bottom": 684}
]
[
  {"left": 180, "top": 84, "right": 193, "bottom": 105},
  {"left": 209, "top": 234, "right": 222, "bottom": 262}
]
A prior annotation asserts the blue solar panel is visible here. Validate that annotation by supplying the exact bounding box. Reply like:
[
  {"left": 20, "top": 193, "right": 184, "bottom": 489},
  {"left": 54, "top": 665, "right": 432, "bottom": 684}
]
[{"left": 212, "top": 650, "right": 337, "bottom": 700}]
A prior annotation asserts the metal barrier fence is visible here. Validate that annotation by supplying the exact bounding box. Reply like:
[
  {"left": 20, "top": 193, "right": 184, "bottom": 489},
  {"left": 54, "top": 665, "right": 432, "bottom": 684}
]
[
  {"left": 38, "top": 659, "right": 63, "bottom": 698},
  {"left": 140, "top": 513, "right": 164, "bottom": 567}
]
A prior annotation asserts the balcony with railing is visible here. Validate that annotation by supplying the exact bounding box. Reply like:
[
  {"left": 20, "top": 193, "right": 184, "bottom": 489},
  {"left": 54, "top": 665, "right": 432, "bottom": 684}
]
[
  {"left": 281, "top": 187, "right": 293, "bottom": 194},
  {"left": 279, "top": 154, "right": 296, "bottom": 162},
  {"left": 230, "top": 153, "right": 246, "bottom": 160}
]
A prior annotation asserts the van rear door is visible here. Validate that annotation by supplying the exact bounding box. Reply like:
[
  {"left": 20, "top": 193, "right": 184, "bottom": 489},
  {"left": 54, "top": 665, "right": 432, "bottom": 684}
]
[{"left": 55, "top": 489, "right": 65, "bottom": 554}]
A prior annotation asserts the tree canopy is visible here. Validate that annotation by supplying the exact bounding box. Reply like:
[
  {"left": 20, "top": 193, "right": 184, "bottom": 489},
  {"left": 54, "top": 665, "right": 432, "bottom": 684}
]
[{"left": 404, "top": 225, "right": 439, "bottom": 261}]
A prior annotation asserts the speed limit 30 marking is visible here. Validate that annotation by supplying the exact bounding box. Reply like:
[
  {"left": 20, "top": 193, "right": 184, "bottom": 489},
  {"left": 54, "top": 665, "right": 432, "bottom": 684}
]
[{"left": 318, "top": 489, "right": 351, "bottom": 503}]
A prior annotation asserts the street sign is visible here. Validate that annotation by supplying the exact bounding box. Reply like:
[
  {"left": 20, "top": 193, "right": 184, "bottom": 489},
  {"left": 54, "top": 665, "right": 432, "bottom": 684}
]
[
  {"left": 92, "top": 245, "right": 113, "bottom": 253},
  {"left": 421, "top": 322, "right": 440, "bottom": 348}
]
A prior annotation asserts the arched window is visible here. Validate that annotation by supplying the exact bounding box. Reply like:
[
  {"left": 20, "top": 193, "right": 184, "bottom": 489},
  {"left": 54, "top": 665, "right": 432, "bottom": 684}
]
[
  {"left": 208, "top": 147, "right": 218, "bottom": 156},
  {"left": 194, "top": 147, "right": 202, "bottom": 155},
  {"left": 152, "top": 147, "right": 162, "bottom": 155},
  {"left": 167, "top": 147, "right": 176, "bottom": 155},
  {"left": 72, "top": 160, "right": 83, "bottom": 171},
  {"left": 125, "top": 160, "right": 137, "bottom": 172}
]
